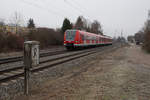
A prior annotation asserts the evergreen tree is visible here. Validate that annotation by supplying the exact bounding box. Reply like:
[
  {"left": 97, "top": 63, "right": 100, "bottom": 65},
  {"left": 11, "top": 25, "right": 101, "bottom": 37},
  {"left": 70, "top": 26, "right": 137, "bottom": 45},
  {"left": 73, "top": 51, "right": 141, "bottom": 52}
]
[
  {"left": 61, "top": 18, "right": 72, "bottom": 34},
  {"left": 27, "top": 18, "right": 35, "bottom": 28}
]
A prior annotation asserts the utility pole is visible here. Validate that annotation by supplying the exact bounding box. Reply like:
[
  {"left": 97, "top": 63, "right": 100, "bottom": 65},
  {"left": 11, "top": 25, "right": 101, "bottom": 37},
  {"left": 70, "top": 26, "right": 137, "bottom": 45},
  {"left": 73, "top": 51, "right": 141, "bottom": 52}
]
[
  {"left": 148, "top": 10, "right": 150, "bottom": 30},
  {"left": 148, "top": 10, "right": 150, "bottom": 20},
  {"left": 121, "top": 29, "right": 123, "bottom": 46},
  {"left": 121, "top": 30, "right": 123, "bottom": 38},
  {"left": 114, "top": 30, "right": 117, "bottom": 38},
  {"left": 113, "top": 30, "right": 117, "bottom": 43},
  {"left": 120, "top": 30, "right": 123, "bottom": 40}
]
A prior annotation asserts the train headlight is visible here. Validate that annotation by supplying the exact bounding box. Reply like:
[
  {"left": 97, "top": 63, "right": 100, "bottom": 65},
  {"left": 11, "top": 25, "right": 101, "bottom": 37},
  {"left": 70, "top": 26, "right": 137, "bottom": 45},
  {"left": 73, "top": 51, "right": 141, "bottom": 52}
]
[{"left": 75, "top": 41, "right": 79, "bottom": 43}]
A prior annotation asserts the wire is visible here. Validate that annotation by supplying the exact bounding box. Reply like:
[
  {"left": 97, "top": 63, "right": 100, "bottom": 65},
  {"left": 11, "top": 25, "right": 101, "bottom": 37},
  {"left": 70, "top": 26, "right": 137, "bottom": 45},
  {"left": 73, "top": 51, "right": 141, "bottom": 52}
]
[
  {"left": 64, "top": 0, "right": 92, "bottom": 19},
  {"left": 19, "top": 0, "right": 66, "bottom": 18},
  {"left": 64, "top": 0, "right": 83, "bottom": 15},
  {"left": 72, "top": 0, "right": 88, "bottom": 13},
  {"left": 39, "top": 0, "right": 75, "bottom": 17}
]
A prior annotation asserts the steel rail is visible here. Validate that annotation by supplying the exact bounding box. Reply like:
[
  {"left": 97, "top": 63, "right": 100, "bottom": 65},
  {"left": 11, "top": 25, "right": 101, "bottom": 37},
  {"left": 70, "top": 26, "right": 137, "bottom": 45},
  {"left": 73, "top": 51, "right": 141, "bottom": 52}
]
[
  {"left": 0, "top": 50, "right": 67, "bottom": 65},
  {"left": 0, "top": 45, "right": 117, "bottom": 84},
  {"left": 0, "top": 47, "right": 102, "bottom": 75}
]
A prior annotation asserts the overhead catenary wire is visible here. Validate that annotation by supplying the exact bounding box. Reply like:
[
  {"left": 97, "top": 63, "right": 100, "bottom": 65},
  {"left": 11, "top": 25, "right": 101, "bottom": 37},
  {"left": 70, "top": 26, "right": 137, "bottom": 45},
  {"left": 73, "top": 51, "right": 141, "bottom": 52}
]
[
  {"left": 64, "top": 0, "right": 84, "bottom": 15},
  {"left": 19, "top": 0, "right": 66, "bottom": 18},
  {"left": 73, "top": 0, "right": 93, "bottom": 17},
  {"left": 39, "top": 0, "right": 77, "bottom": 17},
  {"left": 19, "top": 0, "right": 98, "bottom": 26},
  {"left": 72, "top": 0, "right": 89, "bottom": 13},
  {"left": 21, "top": 0, "right": 92, "bottom": 20},
  {"left": 64, "top": 0, "right": 92, "bottom": 20},
  {"left": 37, "top": 0, "right": 83, "bottom": 23}
]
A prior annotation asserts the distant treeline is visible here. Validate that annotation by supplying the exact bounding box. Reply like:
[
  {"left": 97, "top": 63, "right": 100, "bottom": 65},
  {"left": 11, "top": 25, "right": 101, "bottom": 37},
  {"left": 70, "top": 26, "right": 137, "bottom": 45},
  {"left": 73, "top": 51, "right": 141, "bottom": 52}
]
[
  {"left": 127, "top": 11, "right": 150, "bottom": 53},
  {"left": 0, "top": 31, "right": 24, "bottom": 52},
  {"left": 0, "top": 28, "right": 63, "bottom": 53},
  {"left": 61, "top": 16, "right": 103, "bottom": 35},
  {"left": 0, "top": 15, "right": 104, "bottom": 53},
  {"left": 143, "top": 19, "right": 150, "bottom": 52}
]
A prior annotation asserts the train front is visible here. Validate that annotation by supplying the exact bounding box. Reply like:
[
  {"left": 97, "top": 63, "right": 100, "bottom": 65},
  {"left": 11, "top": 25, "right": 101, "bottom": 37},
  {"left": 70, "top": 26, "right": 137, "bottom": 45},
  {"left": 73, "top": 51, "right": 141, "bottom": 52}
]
[{"left": 64, "top": 30, "right": 79, "bottom": 50}]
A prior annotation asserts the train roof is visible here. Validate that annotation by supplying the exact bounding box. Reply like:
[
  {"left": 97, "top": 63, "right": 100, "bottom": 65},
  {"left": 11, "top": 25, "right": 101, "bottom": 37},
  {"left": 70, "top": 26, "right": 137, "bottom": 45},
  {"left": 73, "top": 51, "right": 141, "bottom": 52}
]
[
  {"left": 66, "top": 29, "right": 112, "bottom": 39},
  {"left": 78, "top": 30, "right": 112, "bottom": 39}
]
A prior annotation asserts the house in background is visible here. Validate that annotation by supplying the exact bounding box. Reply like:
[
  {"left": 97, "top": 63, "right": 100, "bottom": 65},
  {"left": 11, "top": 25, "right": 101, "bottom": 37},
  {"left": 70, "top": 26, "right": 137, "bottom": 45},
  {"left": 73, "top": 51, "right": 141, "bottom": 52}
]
[{"left": 0, "top": 25, "right": 29, "bottom": 35}]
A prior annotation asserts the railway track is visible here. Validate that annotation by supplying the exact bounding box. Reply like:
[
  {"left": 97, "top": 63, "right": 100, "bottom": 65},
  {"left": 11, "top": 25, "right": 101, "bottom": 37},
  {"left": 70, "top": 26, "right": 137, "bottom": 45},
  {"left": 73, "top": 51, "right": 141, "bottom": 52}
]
[
  {"left": 0, "top": 48, "right": 93, "bottom": 75},
  {"left": 0, "top": 49, "right": 67, "bottom": 65},
  {"left": 0, "top": 45, "right": 118, "bottom": 84}
]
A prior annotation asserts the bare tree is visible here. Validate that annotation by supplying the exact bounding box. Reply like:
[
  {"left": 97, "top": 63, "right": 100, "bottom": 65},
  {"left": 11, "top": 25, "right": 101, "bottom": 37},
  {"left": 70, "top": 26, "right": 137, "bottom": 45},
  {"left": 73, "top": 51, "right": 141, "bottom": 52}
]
[
  {"left": 91, "top": 20, "right": 103, "bottom": 35},
  {"left": 74, "top": 16, "right": 84, "bottom": 30},
  {"left": 143, "top": 10, "right": 150, "bottom": 52},
  {"left": 9, "top": 12, "right": 24, "bottom": 35},
  {"left": 74, "top": 16, "right": 103, "bottom": 35},
  {"left": 0, "top": 18, "right": 5, "bottom": 33},
  {"left": 134, "top": 30, "right": 144, "bottom": 43},
  {"left": 0, "top": 18, "right": 5, "bottom": 26}
]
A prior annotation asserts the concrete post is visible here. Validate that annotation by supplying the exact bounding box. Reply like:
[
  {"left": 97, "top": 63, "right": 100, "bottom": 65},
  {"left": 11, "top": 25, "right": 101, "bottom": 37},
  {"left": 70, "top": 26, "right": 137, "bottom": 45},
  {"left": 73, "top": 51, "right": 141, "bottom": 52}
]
[{"left": 23, "top": 41, "right": 39, "bottom": 95}]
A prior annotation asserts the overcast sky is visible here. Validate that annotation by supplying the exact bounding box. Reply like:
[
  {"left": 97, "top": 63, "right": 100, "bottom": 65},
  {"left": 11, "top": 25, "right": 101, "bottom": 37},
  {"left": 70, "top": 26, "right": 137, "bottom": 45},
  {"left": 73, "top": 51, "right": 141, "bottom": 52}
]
[{"left": 0, "top": 0, "right": 150, "bottom": 37}]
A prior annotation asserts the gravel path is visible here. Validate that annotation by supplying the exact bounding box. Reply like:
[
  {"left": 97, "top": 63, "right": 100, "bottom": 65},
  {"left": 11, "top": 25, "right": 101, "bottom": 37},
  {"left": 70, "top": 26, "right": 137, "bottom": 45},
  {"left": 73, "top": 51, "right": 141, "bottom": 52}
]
[{"left": 15, "top": 44, "right": 150, "bottom": 100}]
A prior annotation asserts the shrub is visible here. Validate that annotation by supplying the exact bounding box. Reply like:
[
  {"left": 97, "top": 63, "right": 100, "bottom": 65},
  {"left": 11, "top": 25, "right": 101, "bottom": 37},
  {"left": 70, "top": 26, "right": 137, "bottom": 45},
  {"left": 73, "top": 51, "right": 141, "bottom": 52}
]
[
  {"left": 0, "top": 27, "right": 63, "bottom": 53},
  {"left": 7, "top": 34, "right": 24, "bottom": 50},
  {"left": 27, "top": 28, "right": 63, "bottom": 48},
  {"left": 143, "top": 29, "right": 150, "bottom": 52},
  {"left": 0, "top": 32, "right": 24, "bottom": 53},
  {"left": 0, "top": 32, "right": 6, "bottom": 52}
]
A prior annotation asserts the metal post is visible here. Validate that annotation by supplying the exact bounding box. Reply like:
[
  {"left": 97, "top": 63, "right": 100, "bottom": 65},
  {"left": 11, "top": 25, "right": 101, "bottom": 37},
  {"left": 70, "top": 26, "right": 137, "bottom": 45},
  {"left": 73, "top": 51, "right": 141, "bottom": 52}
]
[{"left": 24, "top": 68, "right": 30, "bottom": 95}]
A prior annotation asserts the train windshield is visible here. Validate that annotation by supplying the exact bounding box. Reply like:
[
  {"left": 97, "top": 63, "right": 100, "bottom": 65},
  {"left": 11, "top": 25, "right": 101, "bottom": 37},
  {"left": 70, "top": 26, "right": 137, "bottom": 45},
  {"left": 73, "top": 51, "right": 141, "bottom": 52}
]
[{"left": 66, "top": 30, "right": 76, "bottom": 41}]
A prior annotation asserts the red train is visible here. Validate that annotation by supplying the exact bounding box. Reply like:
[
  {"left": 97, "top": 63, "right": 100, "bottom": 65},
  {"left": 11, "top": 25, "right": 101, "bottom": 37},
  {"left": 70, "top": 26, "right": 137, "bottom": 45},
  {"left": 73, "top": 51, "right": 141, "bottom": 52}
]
[{"left": 64, "top": 29, "right": 112, "bottom": 50}]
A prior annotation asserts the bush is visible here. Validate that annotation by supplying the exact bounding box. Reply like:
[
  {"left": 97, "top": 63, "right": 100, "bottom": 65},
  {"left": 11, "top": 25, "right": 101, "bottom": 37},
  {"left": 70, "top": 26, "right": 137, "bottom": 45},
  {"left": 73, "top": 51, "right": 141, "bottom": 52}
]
[
  {"left": 27, "top": 28, "right": 63, "bottom": 48},
  {"left": 0, "top": 27, "right": 63, "bottom": 53},
  {"left": 0, "top": 32, "right": 6, "bottom": 52},
  {"left": 143, "top": 29, "right": 150, "bottom": 52},
  {"left": 6, "top": 34, "right": 24, "bottom": 50},
  {"left": 0, "top": 31, "right": 24, "bottom": 53}
]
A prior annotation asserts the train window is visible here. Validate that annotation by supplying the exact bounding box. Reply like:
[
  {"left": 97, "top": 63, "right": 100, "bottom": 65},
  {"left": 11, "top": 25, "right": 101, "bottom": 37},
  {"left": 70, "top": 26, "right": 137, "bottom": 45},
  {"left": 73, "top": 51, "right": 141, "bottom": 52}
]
[
  {"left": 84, "top": 35, "right": 87, "bottom": 40},
  {"left": 102, "top": 38, "right": 104, "bottom": 42},
  {"left": 98, "top": 37, "right": 100, "bottom": 42},
  {"left": 86, "top": 35, "right": 90, "bottom": 40},
  {"left": 81, "top": 34, "right": 84, "bottom": 40},
  {"left": 66, "top": 30, "right": 76, "bottom": 41}
]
